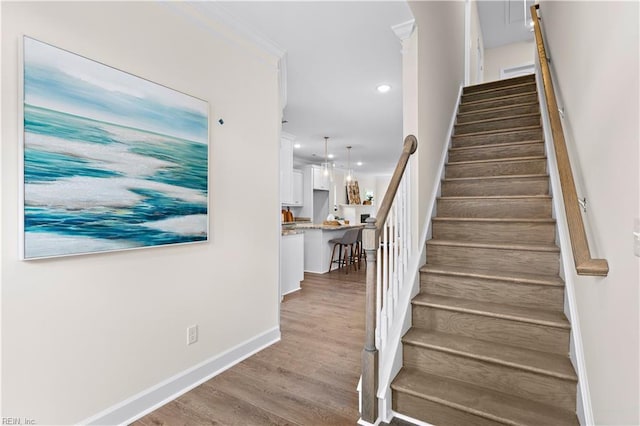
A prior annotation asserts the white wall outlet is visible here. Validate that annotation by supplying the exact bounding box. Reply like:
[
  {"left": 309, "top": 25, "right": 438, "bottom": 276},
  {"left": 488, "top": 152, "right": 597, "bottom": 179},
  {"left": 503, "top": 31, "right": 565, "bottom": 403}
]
[{"left": 187, "top": 325, "right": 198, "bottom": 345}]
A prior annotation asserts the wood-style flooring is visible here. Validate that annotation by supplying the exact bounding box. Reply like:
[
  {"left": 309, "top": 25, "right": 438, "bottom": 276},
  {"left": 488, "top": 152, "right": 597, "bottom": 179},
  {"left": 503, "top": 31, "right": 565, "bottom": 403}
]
[{"left": 132, "top": 268, "right": 366, "bottom": 426}]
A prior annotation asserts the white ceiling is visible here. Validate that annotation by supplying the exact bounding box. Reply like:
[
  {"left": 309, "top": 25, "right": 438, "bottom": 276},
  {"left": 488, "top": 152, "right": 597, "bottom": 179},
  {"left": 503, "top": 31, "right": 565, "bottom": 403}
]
[
  {"left": 213, "top": 1, "right": 414, "bottom": 175},
  {"left": 478, "top": 0, "right": 535, "bottom": 49},
  {"left": 197, "top": 1, "right": 530, "bottom": 175}
]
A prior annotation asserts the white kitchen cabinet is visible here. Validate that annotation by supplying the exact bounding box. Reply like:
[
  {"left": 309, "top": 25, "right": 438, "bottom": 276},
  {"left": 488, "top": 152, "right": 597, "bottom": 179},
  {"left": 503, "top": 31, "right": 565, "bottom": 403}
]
[
  {"left": 280, "top": 232, "right": 304, "bottom": 298},
  {"left": 311, "top": 165, "right": 330, "bottom": 190},
  {"left": 291, "top": 170, "right": 303, "bottom": 206},
  {"left": 280, "top": 133, "right": 295, "bottom": 204}
]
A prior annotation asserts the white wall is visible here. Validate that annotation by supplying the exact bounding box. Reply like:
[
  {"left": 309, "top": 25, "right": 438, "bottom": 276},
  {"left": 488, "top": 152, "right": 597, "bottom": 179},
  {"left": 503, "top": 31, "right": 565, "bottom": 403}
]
[
  {"left": 375, "top": 175, "right": 392, "bottom": 214},
  {"left": 1, "top": 2, "right": 281, "bottom": 424},
  {"left": 469, "top": 0, "right": 485, "bottom": 85},
  {"left": 409, "top": 1, "right": 465, "bottom": 235},
  {"left": 539, "top": 1, "right": 639, "bottom": 424},
  {"left": 329, "top": 168, "right": 347, "bottom": 213},
  {"left": 484, "top": 40, "right": 535, "bottom": 82}
]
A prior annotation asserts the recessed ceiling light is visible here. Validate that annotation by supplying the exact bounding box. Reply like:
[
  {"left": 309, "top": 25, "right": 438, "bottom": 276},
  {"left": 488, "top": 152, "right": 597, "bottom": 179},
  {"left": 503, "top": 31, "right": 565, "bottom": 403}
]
[
  {"left": 328, "top": 154, "right": 335, "bottom": 159},
  {"left": 357, "top": 161, "right": 363, "bottom": 166},
  {"left": 377, "top": 84, "right": 391, "bottom": 93},
  {"left": 293, "top": 143, "right": 301, "bottom": 149}
]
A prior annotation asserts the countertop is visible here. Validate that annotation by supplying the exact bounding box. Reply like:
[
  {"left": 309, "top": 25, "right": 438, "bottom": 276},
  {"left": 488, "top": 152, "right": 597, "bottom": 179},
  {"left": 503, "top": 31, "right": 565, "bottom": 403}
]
[{"left": 294, "top": 223, "right": 365, "bottom": 231}]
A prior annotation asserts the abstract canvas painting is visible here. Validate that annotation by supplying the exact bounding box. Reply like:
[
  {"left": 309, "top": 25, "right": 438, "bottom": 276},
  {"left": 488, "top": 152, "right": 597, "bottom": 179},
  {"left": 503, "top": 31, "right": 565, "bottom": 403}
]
[{"left": 21, "top": 37, "right": 209, "bottom": 259}]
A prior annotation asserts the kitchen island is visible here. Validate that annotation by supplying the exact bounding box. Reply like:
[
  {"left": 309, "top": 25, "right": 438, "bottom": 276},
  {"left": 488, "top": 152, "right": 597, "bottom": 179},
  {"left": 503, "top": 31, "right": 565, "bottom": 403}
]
[
  {"left": 280, "top": 229, "right": 304, "bottom": 298},
  {"left": 295, "top": 223, "right": 364, "bottom": 273}
]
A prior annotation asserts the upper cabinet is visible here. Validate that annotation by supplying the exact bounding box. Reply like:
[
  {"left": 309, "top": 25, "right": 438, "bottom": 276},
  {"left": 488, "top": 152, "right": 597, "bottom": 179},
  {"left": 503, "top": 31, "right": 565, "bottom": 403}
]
[
  {"left": 280, "top": 134, "right": 294, "bottom": 205},
  {"left": 311, "top": 165, "right": 330, "bottom": 191},
  {"left": 281, "top": 132, "right": 305, "bottom": 206},
  {"left": 291, "top": 170, "right": 303, "bottom": 206}
]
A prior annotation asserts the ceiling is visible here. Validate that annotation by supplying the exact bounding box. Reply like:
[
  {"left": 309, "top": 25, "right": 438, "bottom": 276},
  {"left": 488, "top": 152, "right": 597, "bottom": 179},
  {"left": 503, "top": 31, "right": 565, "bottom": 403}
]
[
  {"left": 213, "top": 1, "right": 414, "bottom": 175},
  {"left": 197, "top": 2, "right": 531, "bottom": 175},
  {"left": 478, "top": 0, "right": 535, "bottom": 49}
]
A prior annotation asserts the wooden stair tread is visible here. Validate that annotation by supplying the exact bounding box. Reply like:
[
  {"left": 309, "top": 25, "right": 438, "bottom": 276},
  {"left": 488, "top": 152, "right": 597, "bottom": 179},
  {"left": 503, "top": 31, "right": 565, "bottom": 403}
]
[
  {"left": 438, "top": 194, "right": 551, "bottom": 200},
  {"left": 462, "top": 82, "right": 536, "bottom": 98},
  {"left": 427, "top": 239, "right": 559, "bottom": 253},
  {"left": 443, "top": 173, "right": 548, "bottom": 182},
  {"left": 392, "top": 369, "right": 578, "bottom": 426},
  {"left": 464, "top": 74, "right": 535, "bottom": 92},
  {"left": 450, "top": 139, "right": 544, "bottom": 152},
  {"left": 461, "top": 91, "right": 538, "bottom": 107},
  {"left": 394, "top": 72, "right": 579, "bottom": 426},
  {"left": 447, "top": 156, "right": 546, "bottom": 166},
  {"left": 451, "top": 125, "right": 541, "bottom": 139},
  {"left": 412, "top": 294, "right": 570, "bottom": 329},
  {"left": 432, "top": 217, "right": 555, "bottom": 224},
  {"left": 420, "top": 264, "right": 564, "bottom": 287},
  {"left": 403, "top": 329, "right": 577, "bottom": 381},
  {"left": 456, "top": 112, "right": 540, "bottom": 127},
  {"left": 457, "top": 101, "right": 539, "bottom": 118}
]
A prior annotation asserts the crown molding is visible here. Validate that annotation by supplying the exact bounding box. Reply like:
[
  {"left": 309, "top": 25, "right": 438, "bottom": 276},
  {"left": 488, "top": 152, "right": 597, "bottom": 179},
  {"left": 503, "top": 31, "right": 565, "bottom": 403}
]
[
  {"left": 391, "top": 19, "right": 416, "bottom": 41},
  {"left": 281, "top": 131, "right": 296, "bottom": 142},
  {"left": 163, "top": 2, "right": 286, "bottom": 60}
]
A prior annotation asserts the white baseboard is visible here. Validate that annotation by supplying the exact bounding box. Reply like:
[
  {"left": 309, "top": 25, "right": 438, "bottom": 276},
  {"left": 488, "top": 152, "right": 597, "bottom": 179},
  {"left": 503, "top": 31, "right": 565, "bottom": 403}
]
[
  {"left": 80, "top": 326, "right": 281, "bottom": 426},
  {"left": 534, "top": 66, "right": 593, "bottom": 425},
  {"left": 357, "top": 417, "right": 382, "bottom": 426},
  {"left": 281, "top": 286, "right": 301, "bottom": 297}
]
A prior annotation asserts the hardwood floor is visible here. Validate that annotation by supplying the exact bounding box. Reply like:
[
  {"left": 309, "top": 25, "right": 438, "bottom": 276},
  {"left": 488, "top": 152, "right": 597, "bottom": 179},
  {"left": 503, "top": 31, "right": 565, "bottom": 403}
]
[{"left": 133, "top": 268, "right": 366, "bottom": 426}]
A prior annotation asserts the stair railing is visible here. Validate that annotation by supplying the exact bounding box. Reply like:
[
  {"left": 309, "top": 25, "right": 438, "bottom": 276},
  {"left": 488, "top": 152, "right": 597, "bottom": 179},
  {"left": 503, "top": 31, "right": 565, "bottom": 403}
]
[
  {"left": 531, "top": 4, "right": 609, "bottom": 276},
  {"left": 360, "top": 134, "right": 417, "bottom": 424}
]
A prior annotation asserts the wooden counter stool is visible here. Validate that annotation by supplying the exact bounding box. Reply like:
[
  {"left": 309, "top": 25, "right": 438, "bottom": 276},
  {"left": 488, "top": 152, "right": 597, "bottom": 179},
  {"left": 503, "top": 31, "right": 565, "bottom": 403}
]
[
  {"left": 328, "top": 228, "right": 360, "bottom": 274},
  {"left": 354, "top": 227, "right": 367, "bottom": 270}
]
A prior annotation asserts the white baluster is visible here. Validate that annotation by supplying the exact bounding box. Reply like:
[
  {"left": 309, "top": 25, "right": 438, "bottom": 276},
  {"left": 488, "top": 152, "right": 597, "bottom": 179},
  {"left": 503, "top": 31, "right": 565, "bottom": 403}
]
[
  {"left": 375, "top": 234, "right": 382, "bottom": 350},
  {"left": 381, "top": 221, "right": 388, "bottom": 349}
]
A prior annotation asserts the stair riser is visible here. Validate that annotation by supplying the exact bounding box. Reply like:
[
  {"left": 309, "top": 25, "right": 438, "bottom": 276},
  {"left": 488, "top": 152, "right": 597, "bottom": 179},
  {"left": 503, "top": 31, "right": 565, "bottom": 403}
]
[
  {"left": 403, "top": 345, "right": 577, "bottom": 411},
  {"left": 412, "top": 306, "right": 570, "bottom": 354},
  {"left": 441, "top": 177, "right": 549, "bottom": 196},
  {"left": 459, "top": 93, "right": 539, "bottom": 113},
  {"left": 457, "top": 103, "right": 540, "bottom": 124},
  {"left": 437, "top": 198, "right": 552, "bottom": 219},
  {"left": 448, "top": 142, "right": 545, "bottom": 163},
  {"left": 455, "top": 115, "right": 541, "bottom": 135},
  {"left": 427, "top": 244, "right": 559, "bottom": 276},
  {"left": 420, "top": 272, "right": 565, "bottom": 310},
  {"left": 446, "top": 159, "right": 547, "bottom": 178},
  {"left": 452, "top": 128, "right": 543, "bottom": 148},
  {"left": 464, "top": 75, "right": 535, "bottom": 94},
  {"left": 463, "top": 84, "right": 537, "bottom": 103},
  {"left": 432, "top": 220, "right": 556, "bottom": 245},
  {"left": 393, "top": 391, "right": 503, "bottom": 426}
]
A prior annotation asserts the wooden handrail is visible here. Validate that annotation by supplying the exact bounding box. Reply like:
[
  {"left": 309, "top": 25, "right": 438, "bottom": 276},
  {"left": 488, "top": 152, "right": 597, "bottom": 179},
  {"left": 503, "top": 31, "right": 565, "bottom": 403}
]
[
  {"left": 360, "top": 134, "right": 417, "bottom": 424},
  {"left": 373, "top": 135, "right": 418, "bottom": 235},
  {"left": 531, "top": 5, "right": 609, "bottom": 276}
]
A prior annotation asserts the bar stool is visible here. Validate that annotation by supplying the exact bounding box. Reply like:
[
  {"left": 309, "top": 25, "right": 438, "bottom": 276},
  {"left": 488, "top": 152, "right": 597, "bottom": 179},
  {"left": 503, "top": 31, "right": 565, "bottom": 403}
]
[
  {"left": 354, "top": 227, "right": 367, "bottom": 270},
  {"left": 328, "top": 228, "right": 360, "bottom": 274}
]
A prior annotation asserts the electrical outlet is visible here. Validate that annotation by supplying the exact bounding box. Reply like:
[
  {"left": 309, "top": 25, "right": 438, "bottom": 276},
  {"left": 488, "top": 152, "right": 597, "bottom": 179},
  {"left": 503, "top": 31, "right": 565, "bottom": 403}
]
[{"left": 187, "top": 325, "right": 198, "bottom": 345}]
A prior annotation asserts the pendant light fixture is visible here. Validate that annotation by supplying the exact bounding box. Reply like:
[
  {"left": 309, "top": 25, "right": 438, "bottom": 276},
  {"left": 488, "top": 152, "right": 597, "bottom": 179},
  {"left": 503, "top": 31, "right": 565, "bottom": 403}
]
[
  {"left": 345, "top": 145, "right": 354, "bottom": 182},
  {"left": 322, "top": 136, "right": 332, "bottom": 180}
]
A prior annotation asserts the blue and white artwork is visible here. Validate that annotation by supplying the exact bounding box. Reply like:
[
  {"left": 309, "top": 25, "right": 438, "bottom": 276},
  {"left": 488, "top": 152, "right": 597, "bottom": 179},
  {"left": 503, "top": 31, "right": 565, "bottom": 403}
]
[{"left": 21, "top": 37, "right": 209, "bottom": 259}]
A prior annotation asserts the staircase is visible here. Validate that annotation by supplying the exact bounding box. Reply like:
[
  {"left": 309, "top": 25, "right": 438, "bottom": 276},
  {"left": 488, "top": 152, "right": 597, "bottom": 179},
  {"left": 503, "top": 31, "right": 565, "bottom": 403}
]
[{"left": 390, "top": 74, "right": 579, "bottom": 425}]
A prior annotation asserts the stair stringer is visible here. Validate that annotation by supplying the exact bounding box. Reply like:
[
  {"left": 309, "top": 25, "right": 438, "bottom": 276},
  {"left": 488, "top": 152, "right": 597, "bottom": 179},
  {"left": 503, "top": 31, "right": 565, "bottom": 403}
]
[
  {"left": 374, "top": 84, "right": 463, "bottom": 424},
  {"left": 535, "top": 60, "right": 593, "bottom": 426}
]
